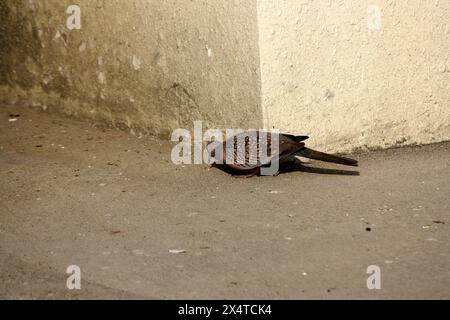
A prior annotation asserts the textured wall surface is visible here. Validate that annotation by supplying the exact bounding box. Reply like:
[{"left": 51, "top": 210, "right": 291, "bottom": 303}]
[
  {"left": 258, "top": 0, "right": 450, "bottom": 152},
  {"left": 1, "top": 0, "right": 449, "bottom": 151},
  {"left": 0, "top": 0, "right": 262, "bottom": 137}
]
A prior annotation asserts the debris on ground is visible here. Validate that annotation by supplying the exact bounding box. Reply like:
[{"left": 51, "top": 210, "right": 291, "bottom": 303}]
[
  {"left": 169, "top": 249, "right": 187, "bottom": 254},
  {"left": 8, "top": 114, "right": 20, "bottom": 122}
]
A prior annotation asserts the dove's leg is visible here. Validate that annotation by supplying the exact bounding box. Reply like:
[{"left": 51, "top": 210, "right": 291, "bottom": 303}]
[
  {"left": 231, "top": 173, "right": 258, "bottom": 178},
  {"left": 230, "top": 167, "right": 260, "bottom": 178},
  {"left": 232, "top": 168, "right": 259, "bottom": 178}
]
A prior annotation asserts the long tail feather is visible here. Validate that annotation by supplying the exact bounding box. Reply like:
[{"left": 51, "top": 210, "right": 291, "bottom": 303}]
[
  {"left": 297, "top": 148, "right": 358, "bottom": 167},
  {"left": 283, "top": 134, "right": 310, "bottom": 143}
]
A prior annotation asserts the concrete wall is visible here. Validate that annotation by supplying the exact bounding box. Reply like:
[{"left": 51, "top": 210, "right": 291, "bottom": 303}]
[
  {"left": 0, "top": 0, "right": 262, "bottom": 137},
  {"left": 1, "top": 0, "right": 449, "bottom": 151},
  {"left": 257, "top": 0, "right": 450, "bottom": 152}
]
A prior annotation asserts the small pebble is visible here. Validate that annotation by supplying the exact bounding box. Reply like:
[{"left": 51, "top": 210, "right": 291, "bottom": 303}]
[{"left": 169, "top": 249, "right": 187, "bottom": 254}]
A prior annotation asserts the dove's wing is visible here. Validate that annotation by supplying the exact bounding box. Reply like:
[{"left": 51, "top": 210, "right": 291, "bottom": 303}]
[{"left": 223, "top": 131, "right": 305, "bottom": 171}]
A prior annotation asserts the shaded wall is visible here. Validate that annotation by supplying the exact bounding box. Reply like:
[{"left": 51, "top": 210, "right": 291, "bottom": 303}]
[{"left": 0, "top": 0, "right": 262, "bottom": 137}]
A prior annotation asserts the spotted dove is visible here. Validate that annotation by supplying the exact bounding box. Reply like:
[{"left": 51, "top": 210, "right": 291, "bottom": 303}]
[{"left": 206, "top": 131, "right": 358, "bottom": 177}]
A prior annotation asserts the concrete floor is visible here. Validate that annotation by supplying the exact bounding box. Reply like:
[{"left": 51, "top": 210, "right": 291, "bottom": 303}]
[{"left": 0, "top": 104, "right": 449, "bottom": 299}]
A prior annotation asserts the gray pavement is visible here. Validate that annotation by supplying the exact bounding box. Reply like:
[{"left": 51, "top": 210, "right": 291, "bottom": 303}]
[{"left": 1, "top": 104, "right": 449, "bottom": 299}]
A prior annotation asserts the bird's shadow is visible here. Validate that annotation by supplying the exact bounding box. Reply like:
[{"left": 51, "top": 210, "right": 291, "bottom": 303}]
[
  {"left": 212, "top": 157, "right": 360, "bottom": 177},
  {"left": 279, "top": 157, "right": 360, "bottom": 176}
]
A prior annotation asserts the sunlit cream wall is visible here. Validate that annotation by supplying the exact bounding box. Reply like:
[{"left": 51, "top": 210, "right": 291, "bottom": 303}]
[{"left": 257, "top": 0, "right": 450, "bottom": 152}]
